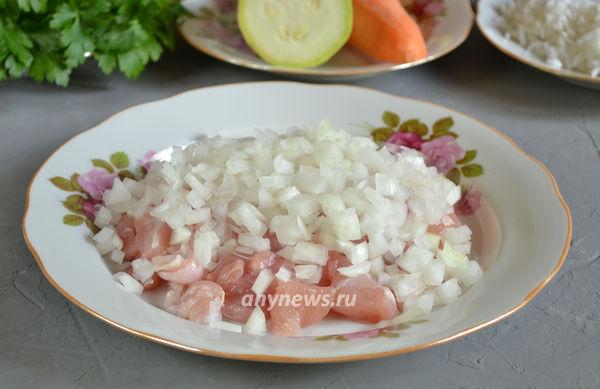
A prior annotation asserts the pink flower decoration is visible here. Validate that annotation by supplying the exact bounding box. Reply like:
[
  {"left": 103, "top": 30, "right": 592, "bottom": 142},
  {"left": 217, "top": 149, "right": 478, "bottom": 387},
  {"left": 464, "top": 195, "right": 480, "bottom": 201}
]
[
  {"left": 424, "top": 2, "right": 444, "bottom": 16},
  {"left": 420, "top": 136, "right": 464, "bottom": 174},
  {"left": 138, "top": 150, "right": 157, "bottom": 172},
  {"left": 411, "top": 0, "right": 445, "bottom": 19},
  {"left": 201, "top": 19, "right": 254, "bottom": 55},
  {"left": 215, "top": 0, "right": 237, "bottom": 12},
  {"left": 83, "top": 199, "right": 100, "bottom": 220},
  {"left": 387, "top": 131, "right": 425, "bottom": 150},
  {"left": 77, "top": 168, "right": 115, "bottom": 200},
  {"left": 455, "top": 187, "right": 482, "bottom": 216}
]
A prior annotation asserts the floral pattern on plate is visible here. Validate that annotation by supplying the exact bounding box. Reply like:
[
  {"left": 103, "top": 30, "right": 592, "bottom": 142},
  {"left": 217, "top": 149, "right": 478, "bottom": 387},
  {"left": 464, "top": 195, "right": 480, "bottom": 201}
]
[
  {"left": 49, "top": 151, "right": 156, "bottom": 232},
  {"left": 370, "top": 112, "right": 484, "bottom": 215}
]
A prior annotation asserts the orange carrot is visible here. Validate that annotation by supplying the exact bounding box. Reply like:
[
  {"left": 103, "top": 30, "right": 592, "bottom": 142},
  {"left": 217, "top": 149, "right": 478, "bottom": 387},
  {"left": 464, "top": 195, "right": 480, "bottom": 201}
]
[{"left": 349, "top": 0, "right": 428, "bottom": 63}]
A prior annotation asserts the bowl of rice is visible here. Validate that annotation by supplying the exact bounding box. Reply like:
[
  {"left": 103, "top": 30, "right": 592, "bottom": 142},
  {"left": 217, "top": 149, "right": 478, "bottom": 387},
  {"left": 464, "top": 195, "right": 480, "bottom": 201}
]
[{"left": 477, "top": 0, "right": 600, "bottom": 89}]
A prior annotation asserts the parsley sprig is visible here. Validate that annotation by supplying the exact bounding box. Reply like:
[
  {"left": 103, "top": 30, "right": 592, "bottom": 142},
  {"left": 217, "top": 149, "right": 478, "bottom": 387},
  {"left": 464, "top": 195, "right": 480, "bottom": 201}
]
[{"left": 0, "top": 0, "right": 184, "bottom": 86}]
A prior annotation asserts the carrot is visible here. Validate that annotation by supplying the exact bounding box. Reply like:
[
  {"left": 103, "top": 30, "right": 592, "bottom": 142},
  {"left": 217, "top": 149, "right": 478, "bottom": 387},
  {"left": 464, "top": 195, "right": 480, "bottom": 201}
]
[{"left": 348, "top": 0, "right": 428, "bottom": 63}]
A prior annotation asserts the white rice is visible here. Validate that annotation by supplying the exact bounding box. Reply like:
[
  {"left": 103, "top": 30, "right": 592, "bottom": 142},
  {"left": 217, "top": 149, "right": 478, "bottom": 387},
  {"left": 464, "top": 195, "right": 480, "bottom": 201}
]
[{"left": 497, "top": 0, "right": 600, "bottom": 77}]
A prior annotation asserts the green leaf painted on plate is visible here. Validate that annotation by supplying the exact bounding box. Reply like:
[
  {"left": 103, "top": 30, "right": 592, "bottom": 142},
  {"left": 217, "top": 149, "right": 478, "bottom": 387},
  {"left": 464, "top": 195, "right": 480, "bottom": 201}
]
[
  {"left": 92, "top": 158, "right": 114, "bottom": 173},
  {"left": 50, "top": 176, "right": 75, "bottom": 191},
  {"left": 62, "top": 202, "right": 83, "bottom": 215},
  {"left": 461, "top": 163, "right": 484, "bottom": 177},
  {"left": 378, "top": 331, "right": 400, "bottom": 338},
  {"left": 70, "top": 173, "right": 83, "bottom": 192},
  {"left": 62, "top": 194, "right": 84, "bottom": 214},
  {"left": 400, "top": 119, "right": 428, "bottom": 136},
  {"left": 371, "top": 127, "right": 394, "bottom": 143},
  {"left": 136, "top": 165, "right": 147, "bottom": 179},
  {"left": 118, "top": 169, "right": 136, "bottom": 180},
  {"left": 392, "top": 323, "right": 411, "bottom": 331},
  {"left": 433, "top": 116, "right": 454, "bottom": 133},
  {"left": 334, "top": 335, "right": 349, "bottom": 341},
  {"left": 430, "top": 130, "right": 458, "bottom": 139},
  {"left": 110, "top": 152, "right": 130, "bottom": 169},
  {"left": 63, "top": 214, "right": 84, "bottom": 226},
  {"left": 456, "top": 150, "right": 477, "bottom": 165},
  {"left": 446, "top": 167, "right": 461, "bottom": 185},
  {"left": 382, "top": 111, "right": 400, "bottom": 128},
  {"left": 314, "top": 335, "right": 334, "bottom": 341},
  {"left": 85, "top": 218, "right": 100, "bottom": 234}
]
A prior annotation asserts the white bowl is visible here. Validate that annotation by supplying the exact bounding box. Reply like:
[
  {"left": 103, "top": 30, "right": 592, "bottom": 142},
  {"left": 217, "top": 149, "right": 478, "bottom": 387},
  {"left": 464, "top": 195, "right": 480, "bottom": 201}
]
[
  {"left": 23, "top": 82, "right": 571, "bottom": 362},
  {"left": 477, "top": 0, "right": 600, "bottom": 90}
]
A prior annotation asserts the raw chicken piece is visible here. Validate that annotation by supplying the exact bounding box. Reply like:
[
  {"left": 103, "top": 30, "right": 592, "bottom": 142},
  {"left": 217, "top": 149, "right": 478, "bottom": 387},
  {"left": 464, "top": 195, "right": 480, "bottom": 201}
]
[
  {"left": 245, "top": 251, "right": 278, "bottom": 279},
  {"left": 205, "top": 254, "right": 245, "bottom": 292},
  {"left": 164, "top": 283, "right": 184, "bottom": 315},
  {"left": 217, "top": 250, "right": 291, "bottom": 322},
  {"left": 333, "top": 275, "right": 398, "bottom": 323},
  {"left": 116, "top": 214, "right": 139, "bottom": 260},
  {"left": 322, "top": 251, "right": 352, "bottom": 286},
  {"left": 176, "top": 281, "right": 225, "bottom": 323},
  {"left": 157, "top": 257, "right": 204, "bottom": 285},
  {"left": 264, "top": 232, "right": 283, "bottom": 252},
  {"left": 269, "top": 281, "right": 335, "bottom": 336},
  {"left": 221, "top": 276, "right": 256, "bottom": 323},
  {"left": 133, "top": 214, "right": 172, "bottom": 259}
]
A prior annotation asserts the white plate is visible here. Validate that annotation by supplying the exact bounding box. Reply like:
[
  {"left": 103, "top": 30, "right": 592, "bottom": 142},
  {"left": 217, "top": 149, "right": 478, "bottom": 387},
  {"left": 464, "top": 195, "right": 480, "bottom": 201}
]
[
  {"left": 477, "top": 0, "right": 600, "bottom": 90},
  {"left": 179, "top": 0, "right": 474, "bottom": 80},
  {"left": 23, "top": 82, "right": 571, "bottom": 362}
]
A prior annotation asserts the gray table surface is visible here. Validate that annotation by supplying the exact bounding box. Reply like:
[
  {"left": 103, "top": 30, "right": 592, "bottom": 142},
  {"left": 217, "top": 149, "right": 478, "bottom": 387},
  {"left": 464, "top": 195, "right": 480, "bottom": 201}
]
[{"left": 1, "top": 28, "right": 599, "bottom": 389}]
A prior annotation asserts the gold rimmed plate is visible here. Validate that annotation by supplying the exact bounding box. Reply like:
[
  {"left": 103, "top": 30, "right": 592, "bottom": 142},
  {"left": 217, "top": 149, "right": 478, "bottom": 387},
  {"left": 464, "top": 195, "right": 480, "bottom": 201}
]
[
  {"left": 23, "top": 82, "right": 571, "bottom": 362},
  {"left": 179, "top": 0, "right": 474, "bottom": 80}
]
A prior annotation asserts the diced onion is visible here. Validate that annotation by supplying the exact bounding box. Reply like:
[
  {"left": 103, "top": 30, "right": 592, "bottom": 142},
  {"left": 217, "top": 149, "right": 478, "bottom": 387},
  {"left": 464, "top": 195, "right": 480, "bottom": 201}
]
[
  {"left": 329, "top": 208, "right": 362, "bottom": 241},
  {"left": 251, "top": 269, "right": 274, "bottom": 296},
  {"left": 112, "top": 272, "right": 143, "bottom": 295},
  {"left": 243, "top": 307, "right": 267, "bottom": 335},
  {"left": 291, "top": 241, "right": 328, "bottom": 265},
  {"left": 103, "top": 178, "right": 131, "bottom": 205},
  {"left": 437, "top": 278, "right": 462, "bottom": 303},
  {"left": 107, "top": 248, "right": 125, "bottom": 264},
  {"left": 93, "top": 226, "right": 115, "bottom": 243},
  {"left": 294, "top": 264, "right": 322, "bottom": 283},
  {"left": 458, "top": 260, "right": 483, "bottom": 287},
  {"left": 338, "top": 261, "right": 371, "bottom": 277},
  {"left": 237, "top": 233, "right": 270, "bottom": 252},
  {"left": 275, "top": 266, "right": 292, "bottom": 282},
  {"left": 170, "top": 226, "right": 192, "bottom": 245},
  {"left": 94, "top": 206, "right": 112, "bottom": 229},
  {"left": 131, "top": 258, "right": 154, "bottom": 283},
  {"left": 193, "top": 231, "right": 220, "bottom": 266}
]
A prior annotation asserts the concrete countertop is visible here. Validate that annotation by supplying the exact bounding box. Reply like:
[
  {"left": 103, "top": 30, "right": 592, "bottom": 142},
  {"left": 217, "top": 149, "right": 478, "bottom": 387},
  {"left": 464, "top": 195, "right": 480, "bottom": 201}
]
[{"left": 1, "top": 29, "right": 599, "bottom": 389}]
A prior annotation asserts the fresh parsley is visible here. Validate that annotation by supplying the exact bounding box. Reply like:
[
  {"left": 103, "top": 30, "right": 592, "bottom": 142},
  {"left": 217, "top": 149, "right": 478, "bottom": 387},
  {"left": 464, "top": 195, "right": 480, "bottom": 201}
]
[{"left": 0, "top": 0, "right": 184, "bottom": 86}]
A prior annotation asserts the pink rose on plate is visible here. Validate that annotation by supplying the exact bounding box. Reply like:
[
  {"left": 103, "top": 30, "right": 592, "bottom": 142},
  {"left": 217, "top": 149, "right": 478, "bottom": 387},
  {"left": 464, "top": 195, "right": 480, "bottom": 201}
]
[
  {"left": 420, "top": 135, "right": 464, "bottom": 174},
  {"left": 138, "top": 150, "right": 157, "bottom": 172},
  {"left": 82, "top": 198, "right": 100, "bottom": 220},
  {"left": 387, "top": 131, "right": 425, "bottom": 150},
  {"left": 215, "top": 0, "right": 237, "bottom": 12},
  {"left": 77, "top": 168, "right": 115, "bottom": 200},
  {"left": 455, "top": 187, "right": 482, "bottom": 216},
  {"left": 200, "top": 19, "right": 254, "bottom": 55}
]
